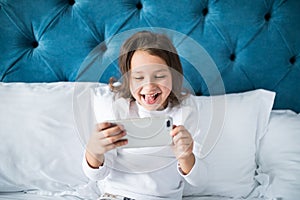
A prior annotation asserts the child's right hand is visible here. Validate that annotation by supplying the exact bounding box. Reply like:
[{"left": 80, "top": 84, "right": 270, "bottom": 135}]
[{"left": 85, "top": 122, "right": 127, "bottom": 168}]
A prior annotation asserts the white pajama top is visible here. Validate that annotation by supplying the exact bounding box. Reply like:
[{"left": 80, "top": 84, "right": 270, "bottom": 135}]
[{"left": 82, "top": 93, "right": 207, "bottom": 200}]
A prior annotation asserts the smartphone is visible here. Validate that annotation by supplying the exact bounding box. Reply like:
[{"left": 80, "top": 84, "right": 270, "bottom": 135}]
[{"left": 109, "top": 116, "right": 173, "bottom": 148}]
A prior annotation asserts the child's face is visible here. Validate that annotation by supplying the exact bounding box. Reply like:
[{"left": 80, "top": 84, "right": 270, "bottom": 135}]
[{"left": 130, "top": 50, "right": 172, "bottom": 111}]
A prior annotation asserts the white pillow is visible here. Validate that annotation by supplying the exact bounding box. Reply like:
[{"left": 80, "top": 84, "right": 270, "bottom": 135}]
[
  {"left": 0, "top": 82, "right": 101, "bottom": 198},
  {"left": 183, "top": 89, "right": 275, "bottom": 198},
  {"left": 257, "top": 110, "right": 300, "bottom": 199}
]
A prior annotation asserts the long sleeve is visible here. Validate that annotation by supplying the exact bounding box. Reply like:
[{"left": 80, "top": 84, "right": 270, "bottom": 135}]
[
  {"left": 174, "top": 96, "right": 208, "bottom": 187},
  {"left": 177, "top": 154, "right": 208, "bottom": 187},
  {"left": 82, "top": 149, "right": 117, "bottom": 181}
]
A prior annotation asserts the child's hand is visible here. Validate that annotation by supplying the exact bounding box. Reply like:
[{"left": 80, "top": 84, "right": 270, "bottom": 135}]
[
  {"left": 85, "top": 122, "right": 127, "bottom": 168},
  {"left": 170, "top": 125, "right": 195, "bottom": 174},
  {"left": 171, "top": 125, "right": 193, "bottom": 160}
]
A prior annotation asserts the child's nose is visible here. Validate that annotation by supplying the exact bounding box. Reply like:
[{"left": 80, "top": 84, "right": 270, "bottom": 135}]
[
  {"left": 142, "top": 81, "right": 156, "bottom": 90},
  {"left": 143, "top": 76, "right": 156, "bottom": 85}
]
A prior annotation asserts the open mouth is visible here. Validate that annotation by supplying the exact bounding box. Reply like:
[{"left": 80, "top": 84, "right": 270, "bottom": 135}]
[{"left": 141, "top": 93, "right": 161, "bottom": 104}]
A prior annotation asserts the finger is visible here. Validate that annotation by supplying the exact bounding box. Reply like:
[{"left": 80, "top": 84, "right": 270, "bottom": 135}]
[
  {"left": 173, "top": 133, "right": 193, "bottom": 148},
  {"left": 173, "top": 139, "right": 194, "bottom": 152},
  {"left": 172, "top": 131, "right": 183, "bottom": 143},
  {"left": 113, "top": 139, "right": 128, "bottom": 147},
  {"left": 99, "top": 125, "right": 124, "bottom": 138},
  {"left": 173, "top": 136, "right": 193, "bottom": 148},
  {"left": 172, "top": 130, "right": 190, "bottom": 142},
  {"left": 173, "top": 137, "right": 193, "bottom": 146},
  {"left": 175, "top": 125, "right": 186, "bottom": 131},
  {"left": 103, "top": 139, "right": 128, "bottom": 151},
  {"left": 96, "top": 122, "right": 114, "bottom": 131},
  {"left": 103, "top": 131, "right": 127, "bottom": 145},
  {"left": 170, "top": 125, "right": 186, "bottom": 136}
]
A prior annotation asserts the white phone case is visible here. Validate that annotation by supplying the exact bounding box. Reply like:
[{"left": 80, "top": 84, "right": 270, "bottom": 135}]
[{"left": 110, "top": 116, "right": 173, "bottom": 148}]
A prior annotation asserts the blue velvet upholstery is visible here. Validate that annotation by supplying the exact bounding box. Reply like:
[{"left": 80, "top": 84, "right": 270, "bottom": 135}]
[{"left": 0, "top": 0, "right": 299, "bottom": 112}]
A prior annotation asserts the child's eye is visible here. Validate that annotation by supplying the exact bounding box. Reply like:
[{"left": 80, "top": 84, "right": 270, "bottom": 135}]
[
  {"left": 133, "top": 77, "right": 144, "bottom": 80},
  {"left": 155, "top": 75, "right": 166, "bottom": 79}
]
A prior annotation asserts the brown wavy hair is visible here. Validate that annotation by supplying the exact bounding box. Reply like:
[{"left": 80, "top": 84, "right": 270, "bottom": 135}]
[{"left": 109, "top": 31, "right": 188, "bottom": 107}]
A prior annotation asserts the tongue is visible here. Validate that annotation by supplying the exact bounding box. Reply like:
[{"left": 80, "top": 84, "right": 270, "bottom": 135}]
[{"left": 144, "top": 95, "right": 156, "bottom": 104}]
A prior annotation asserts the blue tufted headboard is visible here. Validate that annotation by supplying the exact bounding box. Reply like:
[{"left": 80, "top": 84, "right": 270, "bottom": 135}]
[{"left": 0, "top": 0, "right": 299, "bottom": 112}]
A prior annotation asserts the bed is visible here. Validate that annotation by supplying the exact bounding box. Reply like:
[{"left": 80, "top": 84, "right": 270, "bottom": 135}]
[{"left": 0, "top": 0, "right": 299, "bottom": 199}]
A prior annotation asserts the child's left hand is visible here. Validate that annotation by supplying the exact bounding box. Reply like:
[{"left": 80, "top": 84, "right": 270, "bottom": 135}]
[
  {"left": 170, "top": 125, "right": 194, "bottom": 160},
  {"left": 170, "top": 125, "right": 195, "bottom": 175}
]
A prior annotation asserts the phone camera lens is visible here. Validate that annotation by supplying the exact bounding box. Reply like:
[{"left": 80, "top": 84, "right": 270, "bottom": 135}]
[{"left": 166, "top": 120, "right": 171, "bottom": 127}]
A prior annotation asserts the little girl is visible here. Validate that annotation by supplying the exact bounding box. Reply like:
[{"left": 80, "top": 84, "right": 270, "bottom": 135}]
[{"left": 83, "top": 31, "right": 206, "bottom": 200}]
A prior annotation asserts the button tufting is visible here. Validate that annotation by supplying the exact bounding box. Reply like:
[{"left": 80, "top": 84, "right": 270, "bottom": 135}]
[
  {"left": 32, "top": 41, "right": 39, "bottom": 48},
  {"left": 69, "top": 0, "right": 75, "bottom": 6},
  {"left": 100, "top": 43, "right": 107, "bottom": 52},
  {"left": 264, "top": 13, "right": 271, "bottom": 21},
  {"left": 289, "top": 56, "right": 296, "bottom": 65},
  {"left": 136, "top": 2, "right": 143, "bottom": 10},
  {"left": 202, "top": 7, "right": 208, "bottom": 16},
  {"left": 230, "top": 54, "right": 236, "bottom": 61}
]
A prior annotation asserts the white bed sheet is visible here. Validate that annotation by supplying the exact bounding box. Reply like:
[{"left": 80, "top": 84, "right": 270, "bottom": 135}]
[
  {"left": 0, "top": 192, "right": 82, "bottom": 200},
  {"left": 0, "top": 193, "right": 266, "bottom": 200}
]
